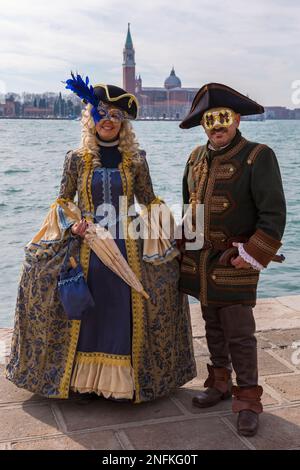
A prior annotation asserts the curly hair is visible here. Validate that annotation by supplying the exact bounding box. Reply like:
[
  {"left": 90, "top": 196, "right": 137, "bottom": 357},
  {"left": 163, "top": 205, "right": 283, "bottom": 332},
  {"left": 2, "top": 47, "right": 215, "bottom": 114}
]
[{"left": 77, "top": 103, "right": 140, "bottom": 168}]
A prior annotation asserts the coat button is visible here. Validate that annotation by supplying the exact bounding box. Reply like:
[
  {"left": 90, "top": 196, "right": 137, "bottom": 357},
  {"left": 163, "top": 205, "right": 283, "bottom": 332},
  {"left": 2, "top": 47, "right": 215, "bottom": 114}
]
[
  {"left": 247, "top": 159, "right": 252, "bottom": 164},
  {"left": 223, "top": 202, "right": 229, "bottom": 208},
  {"left": 229, "top": 167, "right": 234, "bottom": 172},
  {"left": 211, "top": 274, "right": 216, "bottom": 280}
]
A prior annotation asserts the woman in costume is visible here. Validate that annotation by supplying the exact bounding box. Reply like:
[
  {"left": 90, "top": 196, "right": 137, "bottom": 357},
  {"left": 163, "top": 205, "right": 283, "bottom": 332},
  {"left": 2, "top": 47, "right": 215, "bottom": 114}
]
[{"left": 6, "top": 75, "right": 196, "bottom": 403}]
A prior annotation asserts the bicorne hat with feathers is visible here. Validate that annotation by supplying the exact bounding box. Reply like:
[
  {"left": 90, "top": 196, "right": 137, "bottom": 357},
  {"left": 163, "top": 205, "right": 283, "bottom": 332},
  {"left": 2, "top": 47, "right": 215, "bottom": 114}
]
[{"left": 64, "top": 72, "right": 139, "bottom": 121}]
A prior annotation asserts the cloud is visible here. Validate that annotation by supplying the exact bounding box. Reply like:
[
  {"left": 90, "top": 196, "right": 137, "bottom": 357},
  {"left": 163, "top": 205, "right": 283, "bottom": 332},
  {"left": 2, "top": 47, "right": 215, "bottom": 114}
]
[{"left": 0, "top": 0, "right": 299, "bottom": 105}]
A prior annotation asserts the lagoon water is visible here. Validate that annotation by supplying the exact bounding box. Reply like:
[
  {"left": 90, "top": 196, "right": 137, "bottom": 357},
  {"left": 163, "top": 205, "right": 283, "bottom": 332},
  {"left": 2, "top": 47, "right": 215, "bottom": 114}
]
[{"left": 0, "top": 119, "right": 299, "bottom": 327}]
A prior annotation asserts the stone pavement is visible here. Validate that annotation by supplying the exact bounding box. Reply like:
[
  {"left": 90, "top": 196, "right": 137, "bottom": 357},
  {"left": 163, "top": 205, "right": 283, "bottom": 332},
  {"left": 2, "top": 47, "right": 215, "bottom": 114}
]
[{"left": 1, "top": 295, "right": 300, "bottom": 450}]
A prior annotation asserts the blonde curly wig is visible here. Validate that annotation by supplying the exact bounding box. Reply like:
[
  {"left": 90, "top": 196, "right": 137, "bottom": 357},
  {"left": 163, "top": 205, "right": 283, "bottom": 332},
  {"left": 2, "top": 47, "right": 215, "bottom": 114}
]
[{"left": 78, "top": 103, "right": 140, "bottom": 168}]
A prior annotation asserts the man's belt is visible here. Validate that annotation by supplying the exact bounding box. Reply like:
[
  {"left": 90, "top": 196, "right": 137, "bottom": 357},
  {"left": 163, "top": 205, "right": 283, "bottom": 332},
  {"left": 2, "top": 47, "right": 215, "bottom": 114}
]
[{"left": 202, "top": 236, "right": 248, "bottom": 251}]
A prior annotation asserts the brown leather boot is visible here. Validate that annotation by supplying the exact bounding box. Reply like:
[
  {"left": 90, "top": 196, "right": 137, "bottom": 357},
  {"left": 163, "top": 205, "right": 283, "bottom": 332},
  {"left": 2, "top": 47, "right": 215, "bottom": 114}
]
[
  {"left": 192, "top": 364, "right": 232, "bottom": 408},
  {"left": 232, "top": 385, "right": 263, "bottom": 437}
]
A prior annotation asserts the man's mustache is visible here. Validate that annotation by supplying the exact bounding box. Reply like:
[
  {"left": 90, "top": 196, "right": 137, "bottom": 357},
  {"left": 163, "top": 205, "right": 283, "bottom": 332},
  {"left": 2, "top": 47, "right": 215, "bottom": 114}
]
[{"left": 211, "top": 127, "right": 228, "bottom": 134}]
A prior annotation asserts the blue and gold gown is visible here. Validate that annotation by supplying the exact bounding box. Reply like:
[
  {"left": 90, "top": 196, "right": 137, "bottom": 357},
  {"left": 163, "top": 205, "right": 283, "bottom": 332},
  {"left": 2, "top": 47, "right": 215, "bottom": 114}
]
[
  {"left": 6, "top": 140, "right": 197, "bottom": 403},
  {"left": 70, "top": 141, "right": 135, "bottom": 399}
]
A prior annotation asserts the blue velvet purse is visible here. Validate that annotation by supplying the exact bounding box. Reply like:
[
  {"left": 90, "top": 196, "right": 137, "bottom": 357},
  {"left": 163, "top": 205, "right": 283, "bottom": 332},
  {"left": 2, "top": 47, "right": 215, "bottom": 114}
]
[{"left": 58, "top": 236, "right": 95, "bottom": 320}]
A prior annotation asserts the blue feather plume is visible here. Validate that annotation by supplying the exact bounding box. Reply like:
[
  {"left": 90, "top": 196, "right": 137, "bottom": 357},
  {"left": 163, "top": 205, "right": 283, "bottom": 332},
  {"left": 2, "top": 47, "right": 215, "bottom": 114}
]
[{"left": 63, "top": 72, "right": 98, "bottom": 107}]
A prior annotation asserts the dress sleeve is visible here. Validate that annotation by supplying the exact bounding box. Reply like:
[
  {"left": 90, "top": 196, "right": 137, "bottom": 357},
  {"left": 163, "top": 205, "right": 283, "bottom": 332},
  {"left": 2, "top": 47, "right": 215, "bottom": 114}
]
[
  {"left": 25, "top": 151, "right": 81, "bottom": 247},
  {"left": 134, "top": 152, "right": 179, "bottom": 264},
  {"left": 134, "top": 151, "right": 156, "bottom": 207},
  {"left": 57, "top": 150, "right": 78, "bottom": 202}
]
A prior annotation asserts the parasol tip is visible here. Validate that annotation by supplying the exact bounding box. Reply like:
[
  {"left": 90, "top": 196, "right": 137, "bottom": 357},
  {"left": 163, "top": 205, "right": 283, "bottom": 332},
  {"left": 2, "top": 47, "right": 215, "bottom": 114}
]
[{"left": 141, "top": 290, "right": 150, "bottom": 300}]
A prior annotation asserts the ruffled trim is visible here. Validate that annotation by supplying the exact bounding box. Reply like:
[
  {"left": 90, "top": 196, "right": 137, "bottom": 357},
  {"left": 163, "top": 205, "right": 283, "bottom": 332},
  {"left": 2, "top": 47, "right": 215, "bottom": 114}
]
[
  {"left": 70, "top": 352, "right": 135, "bottom": 399},
  {"left": 141, "top": 200, "right": 180, "bottom": 265},
  {"left": 237, "top": 242, "right": 264, "bottom": 271}
]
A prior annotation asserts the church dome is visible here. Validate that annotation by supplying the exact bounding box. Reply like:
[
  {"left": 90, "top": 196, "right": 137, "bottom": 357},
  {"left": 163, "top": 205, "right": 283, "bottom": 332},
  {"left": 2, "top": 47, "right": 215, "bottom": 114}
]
[{"left": 164, "top": 67, "right": 182, "bottom": 89}]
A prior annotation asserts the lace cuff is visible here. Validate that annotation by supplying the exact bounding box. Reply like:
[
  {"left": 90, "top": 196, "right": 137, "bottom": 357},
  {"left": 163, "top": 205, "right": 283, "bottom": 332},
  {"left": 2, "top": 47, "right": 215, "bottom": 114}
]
[{"left": 237, "top": 243, "right": 264, "bottom": 271}]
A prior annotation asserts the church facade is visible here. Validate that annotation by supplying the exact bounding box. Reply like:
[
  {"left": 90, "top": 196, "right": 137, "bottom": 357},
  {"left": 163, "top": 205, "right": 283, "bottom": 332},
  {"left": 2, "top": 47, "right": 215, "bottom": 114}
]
[{"left": 123, "top": 24, "right": 198, "bottom": 119}]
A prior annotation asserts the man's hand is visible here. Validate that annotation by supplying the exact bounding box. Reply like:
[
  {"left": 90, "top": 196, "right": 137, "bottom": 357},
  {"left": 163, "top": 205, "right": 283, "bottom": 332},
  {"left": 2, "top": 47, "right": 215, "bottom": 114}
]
[{"left": 230, "top": 255, "right": 251, "bottom": 269}]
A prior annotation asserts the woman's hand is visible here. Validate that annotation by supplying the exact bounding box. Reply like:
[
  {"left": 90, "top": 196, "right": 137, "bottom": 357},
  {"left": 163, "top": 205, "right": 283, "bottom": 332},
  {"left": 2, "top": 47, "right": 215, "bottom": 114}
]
[{"left": 71, "top": 218, "right": 89, "bottom": 238}]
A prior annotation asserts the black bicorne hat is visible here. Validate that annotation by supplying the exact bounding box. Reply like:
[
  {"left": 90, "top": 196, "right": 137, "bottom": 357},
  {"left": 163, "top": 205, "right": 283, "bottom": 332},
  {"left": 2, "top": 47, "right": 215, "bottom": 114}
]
[
  {"left": 179, "top": 82, "right": 264, "bottom": 129},
  {"left": 93, "top": 84, "right": 138, "bottom": 119}
]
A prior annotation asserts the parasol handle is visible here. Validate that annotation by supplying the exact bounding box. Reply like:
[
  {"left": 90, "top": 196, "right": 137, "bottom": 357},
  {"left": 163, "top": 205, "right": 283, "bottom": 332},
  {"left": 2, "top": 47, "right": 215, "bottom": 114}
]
[{"left": 69, "top": 256, "right": 77, "bottom": 268}]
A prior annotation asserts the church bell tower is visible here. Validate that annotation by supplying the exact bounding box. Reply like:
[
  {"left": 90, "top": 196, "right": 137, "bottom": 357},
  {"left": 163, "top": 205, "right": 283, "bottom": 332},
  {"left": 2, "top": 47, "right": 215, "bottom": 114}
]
[{"left": 123, "top": 23, "right": 136, "bottom": 94}]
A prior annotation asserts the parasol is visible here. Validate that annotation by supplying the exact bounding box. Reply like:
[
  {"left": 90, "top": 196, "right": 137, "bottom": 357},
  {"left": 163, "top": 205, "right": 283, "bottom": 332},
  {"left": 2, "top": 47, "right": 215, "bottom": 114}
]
[{"left": 57, "top": 199, "right": 149, "bottom": 300}]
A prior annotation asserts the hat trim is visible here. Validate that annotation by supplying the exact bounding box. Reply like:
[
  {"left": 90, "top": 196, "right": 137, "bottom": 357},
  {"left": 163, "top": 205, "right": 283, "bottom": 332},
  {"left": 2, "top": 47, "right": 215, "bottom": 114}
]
[{"left": 93, "top": 83, "right": 139, "bottom": 109}]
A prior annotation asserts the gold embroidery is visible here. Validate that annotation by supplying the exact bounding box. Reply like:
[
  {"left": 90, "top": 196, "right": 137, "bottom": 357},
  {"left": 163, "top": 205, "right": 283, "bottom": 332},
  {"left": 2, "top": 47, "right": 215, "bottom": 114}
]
[
  {"left": 199, "top": 249, "right": 209, "bottom": 305},
  {"left": 181, "top": 255, "right": 197, "bottom": 274},
  {"left": 210, "top": 267, "right": 259, "bottom": 285},
  {"left": 215, "top": 162, "right": 237, "bottom": 180},
  {"left": 210, "top": 195, "right": 231, "bottom": 213},
  {"left": 209, "top": 231, "right": 228, "bottom": 243},
  {"left": 93, "top": 83, "right": 139, "bottom": 110},
  {"left": 57, "top": 151, "right": 94, "bottom": 399},
  {"left": 75, "top": 351, "right": 132, "bottom": 367},
  {"left": 189, "top": 147, "right": 208, "bottom": 229},
  {"left": 246, "top": 144, "right": 268, "bottom": 165},
  {"left": 221, "top": 137, "right": 248, "bottom": 161},
  {"left": 119, "top": 158, "right": 145, "bottom": 404},
  {"left": 249, "top": 233, "right": 280, "bottom": 255}
]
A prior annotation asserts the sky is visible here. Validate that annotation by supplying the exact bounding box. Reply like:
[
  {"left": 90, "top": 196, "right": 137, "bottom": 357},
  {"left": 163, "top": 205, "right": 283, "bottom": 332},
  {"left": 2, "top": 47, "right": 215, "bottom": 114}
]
[{"left": 0, "top": 0, "right": 299, "bottom": 106}]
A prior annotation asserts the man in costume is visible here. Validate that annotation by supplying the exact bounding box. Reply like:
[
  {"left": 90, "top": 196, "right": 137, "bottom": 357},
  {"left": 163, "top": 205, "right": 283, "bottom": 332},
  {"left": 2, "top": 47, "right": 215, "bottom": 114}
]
[{"left": 179, "top": 83, "right": 286, "bottom": 436}]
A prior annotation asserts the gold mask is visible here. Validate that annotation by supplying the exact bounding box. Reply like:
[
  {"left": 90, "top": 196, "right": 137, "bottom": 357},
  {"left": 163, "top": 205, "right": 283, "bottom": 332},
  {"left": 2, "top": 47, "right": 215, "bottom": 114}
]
[{"left": 202, "top": 108, "right": 236, "bottom": 130}]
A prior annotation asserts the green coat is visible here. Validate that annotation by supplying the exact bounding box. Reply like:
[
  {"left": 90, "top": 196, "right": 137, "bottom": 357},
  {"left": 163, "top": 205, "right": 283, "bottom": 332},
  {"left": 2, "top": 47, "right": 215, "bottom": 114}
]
[
  {"left": 6, "top": 149, "right": 196, "bottom": 402},
  {"left": 181, "top": 129, "right": 286, "bottom": 307}
]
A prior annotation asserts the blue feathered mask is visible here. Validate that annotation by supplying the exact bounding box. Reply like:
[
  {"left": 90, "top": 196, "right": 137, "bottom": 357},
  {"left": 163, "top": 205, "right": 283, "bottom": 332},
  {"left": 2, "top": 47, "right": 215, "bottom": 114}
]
[
  {"left": 64, "top": 72, "right": 102, "bottom": 123},
  {"left": 63, "top": 72, "right": 138, "bottom": 123}
]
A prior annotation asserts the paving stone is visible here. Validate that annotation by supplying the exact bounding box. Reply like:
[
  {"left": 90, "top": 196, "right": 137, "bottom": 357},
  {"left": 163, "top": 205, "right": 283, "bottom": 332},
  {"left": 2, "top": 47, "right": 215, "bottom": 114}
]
[
  {"left": 256, "top": 334, "right": 274, "bottom": 350},
  {"left": 0, "top": 366, "right": 46, "bottom": 405},
  {"left": 189, "top": 304, "right": 205, "bottom": 338},
  {"left": 276, "top": 296, "right": 300, "bottom": 311},
  {"left": 11, "top": 430, "right": 122, "bottom": 450},
  {"left": 193, "top": 338, "right": 209, "bottom": 357},
  {"left": 260, "top": 329, "right": 300, "bottom": 348},
  {"left": 258, "top": 349, "right": 293, "bottom": 375},
  {"left": 271, "top": 347, "right": 300, "bottom": 370},
  {"left": 57, "top": 396, "right": 183, "bottom": 432},
  {"left": 0, "top": 404, "right": 59, "bottom": 440},
  {"left": 227, "top": 406, "right": 300, "bottom": 450},
  {"left": 265, "top": 375, "right": 300, "bottom": 402},
  {"left": 254, "top": 299, "right": 300, "bottom": 332},
  {"left": 124, "top": 416, "right": 248, "bottom": 450},
  {"left": 261, "top": 391, "right": 280, "bottom": 407},
  {"left": 0, "top": 443, "right": 10, "bottom": 450}
]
